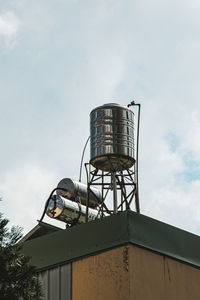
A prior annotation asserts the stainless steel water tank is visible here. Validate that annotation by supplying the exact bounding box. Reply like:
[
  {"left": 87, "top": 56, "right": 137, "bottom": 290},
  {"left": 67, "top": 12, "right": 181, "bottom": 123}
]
[
  {"left": 46, "top": 195, "right": 98, "bottom": 224},
  {"left": 90, "top": 103, "right": 135, "bottom": 171},
  {"left": 56, "top": 178, "right": 101, "bottom": 208}
]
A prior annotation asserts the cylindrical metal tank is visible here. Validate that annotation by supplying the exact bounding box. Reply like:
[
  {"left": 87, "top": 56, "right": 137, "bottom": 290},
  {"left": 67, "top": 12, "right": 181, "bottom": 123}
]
[
  {"left": 46, "top": 195, "right": 98, "bottom": 224},
  {"left": 56, "top": 178, "right": 101, "bottom": 208},
  {"left": 90, "top": 103, "right": 135, "bottom": 171}
]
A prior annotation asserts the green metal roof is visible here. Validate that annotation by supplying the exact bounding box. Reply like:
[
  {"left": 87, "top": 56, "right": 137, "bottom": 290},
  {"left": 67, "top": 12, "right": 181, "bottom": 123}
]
[{"left": 22, "top": 211, "right": 200, "bottom": 271}]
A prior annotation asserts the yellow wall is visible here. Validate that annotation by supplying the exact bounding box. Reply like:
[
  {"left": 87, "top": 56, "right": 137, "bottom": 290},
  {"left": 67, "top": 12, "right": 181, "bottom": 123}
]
[
  {"left": 72, "top": 244, "right": 200, "bottom": 300},
  {"left": 72, "top": 246, "right": 129, "bottom": 300},
  {"left": 129, "top": 245, "right": 200, "bottom": 300}
]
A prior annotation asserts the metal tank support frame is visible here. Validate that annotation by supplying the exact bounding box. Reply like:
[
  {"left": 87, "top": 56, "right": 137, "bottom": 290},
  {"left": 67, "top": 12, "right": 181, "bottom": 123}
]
[{"left": 85, "top": 164, "right": 138, "bottom": 221}]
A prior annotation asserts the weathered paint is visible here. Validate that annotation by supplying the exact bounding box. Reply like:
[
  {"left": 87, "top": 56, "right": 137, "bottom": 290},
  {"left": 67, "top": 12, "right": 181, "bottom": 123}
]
[
  {"left": 72, "top": 246, "right": 129, "bottom": 300},
  {"left": 72, "top": 244, "right": 200, "bottom": 300},
  {"left": 39, "top": 263, "right": 71, "bottom": 300},
  {"left": 129, "top": 245, "right": 200, "bottom": 300}
]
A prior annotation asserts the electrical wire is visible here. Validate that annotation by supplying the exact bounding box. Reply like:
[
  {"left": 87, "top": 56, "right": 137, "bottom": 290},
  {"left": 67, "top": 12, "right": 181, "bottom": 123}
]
[
  {"left": 79, "top": 136, "right": 90, "bottom": 182},
  {"left": 39, "top": 187, "right": 69, "bottom": 223}
]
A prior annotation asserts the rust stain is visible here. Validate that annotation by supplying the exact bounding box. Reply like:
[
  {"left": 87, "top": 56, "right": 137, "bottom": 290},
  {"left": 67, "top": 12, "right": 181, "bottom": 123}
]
[
  {"left": 123, "top": 246, "right": 129, "bottom": 272},
  {"left": 163, "top": 256, "right": 166, "bottom": 277},
  {"left": 163, "top": 256, "right": 171, "bottom": 281},
  {"left": 167, "top": 260, "right": 171, "bottom": 281}
]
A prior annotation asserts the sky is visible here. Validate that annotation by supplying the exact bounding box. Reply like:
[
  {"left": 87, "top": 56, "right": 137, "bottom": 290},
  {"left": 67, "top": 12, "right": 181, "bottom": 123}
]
[{"left": 0, "top": 0, "right": 200, "bottom": 236}]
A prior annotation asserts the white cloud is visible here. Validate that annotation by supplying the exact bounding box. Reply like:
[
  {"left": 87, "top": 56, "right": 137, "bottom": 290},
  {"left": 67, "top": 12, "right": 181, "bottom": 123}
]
[
  {"left": 0, "top": 164, "right": 65, "bottom": 234},
  {"left": 0, "top": 11, "right": 20, "bottom": 49},
  {"left": 143, "top": 179, "right": 200, "bottom": 234},
  {"left": 0, "top": 0, "right": 200, "bottom": 235}
]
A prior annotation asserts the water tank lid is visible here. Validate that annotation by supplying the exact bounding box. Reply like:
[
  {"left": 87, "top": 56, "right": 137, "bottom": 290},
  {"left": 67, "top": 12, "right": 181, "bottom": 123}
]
[
  {"left": 103, "top": 103, "right": 120, "bottom": 106},
  {"left": 90, "top": 103, "right": 131, "bottom": 115}
]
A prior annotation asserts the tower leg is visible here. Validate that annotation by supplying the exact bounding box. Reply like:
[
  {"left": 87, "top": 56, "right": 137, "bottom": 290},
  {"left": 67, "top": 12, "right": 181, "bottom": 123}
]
[{"left": 112, "top": 172, "right": 118, "bottom": 213}]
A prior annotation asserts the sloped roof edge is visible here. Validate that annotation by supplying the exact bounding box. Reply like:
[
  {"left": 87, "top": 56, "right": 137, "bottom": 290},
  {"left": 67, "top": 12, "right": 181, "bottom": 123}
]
[
  {"left": 19, "top": 221, "right": 62, "bottom": 243},
  {"left": 21, "top": 211, "right": 200, "bottom": 271}
]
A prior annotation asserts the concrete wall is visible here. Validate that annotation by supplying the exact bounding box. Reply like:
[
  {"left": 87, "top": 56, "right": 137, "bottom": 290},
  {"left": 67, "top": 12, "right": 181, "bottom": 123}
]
[
  {"left": 72, "top": 246, "right": 129, "bottom": 300},
  {"left": 129, "top": 245, "right": 200, "bottom": 300},
  {"left": 72, "top": 245, "right": 200, "bottom": 300},
  {"left": 37, "top": 244, "right": 200, "bottom": 299}
]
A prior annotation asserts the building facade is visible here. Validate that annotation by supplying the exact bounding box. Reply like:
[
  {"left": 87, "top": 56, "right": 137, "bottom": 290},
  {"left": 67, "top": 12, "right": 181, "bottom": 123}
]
[{"left": 22, "top": 211, "right": 200, "bottom": 300}]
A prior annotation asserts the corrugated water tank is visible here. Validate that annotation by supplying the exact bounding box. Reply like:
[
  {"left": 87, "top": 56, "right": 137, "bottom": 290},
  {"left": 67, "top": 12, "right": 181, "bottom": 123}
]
[{"left": 90, "top": 103, "right": 135, "bottom": 171}]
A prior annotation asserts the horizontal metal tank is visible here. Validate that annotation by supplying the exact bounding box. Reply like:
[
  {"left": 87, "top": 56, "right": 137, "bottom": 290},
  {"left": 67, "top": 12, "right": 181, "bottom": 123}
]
[
  {"left": 56, "top": 178, "right": 101, "bottom": 208},
  {"left": 90, "top": 103, "right": 135, "bottom": 171},
  {"left": 46, "top": 195, "right": 98, "bottom": 224}
]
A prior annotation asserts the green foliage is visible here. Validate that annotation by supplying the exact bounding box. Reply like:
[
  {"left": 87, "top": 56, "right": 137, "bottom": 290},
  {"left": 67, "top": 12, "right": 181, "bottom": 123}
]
[{"left": 0, "top": 213, "right": 43, "bottom": 300}]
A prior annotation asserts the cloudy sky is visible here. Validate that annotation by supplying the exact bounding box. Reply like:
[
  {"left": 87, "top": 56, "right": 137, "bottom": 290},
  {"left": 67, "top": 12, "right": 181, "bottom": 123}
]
[{"left": 1, "top": 0, "right": 200, "bottom": 235}]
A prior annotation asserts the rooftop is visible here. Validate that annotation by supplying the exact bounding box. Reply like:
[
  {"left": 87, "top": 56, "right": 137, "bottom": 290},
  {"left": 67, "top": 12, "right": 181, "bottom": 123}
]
[{"left": 22, "top": 210, "right": 200, "bottom": 271}]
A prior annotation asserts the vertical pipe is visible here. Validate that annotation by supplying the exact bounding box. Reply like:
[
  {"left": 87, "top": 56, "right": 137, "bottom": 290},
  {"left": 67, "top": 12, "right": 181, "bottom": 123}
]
[
  {"left": 85, "top": 164, "right": 89, "bottom": 222},
  {"left": 135, "top": 104, "right": 141, "bottom": 213},
  {"left": 127, "top": 101, "right": 141, "bottom": 213},
  {"left": 112, "top": 172, "right": 117, "bottom": 213}
]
